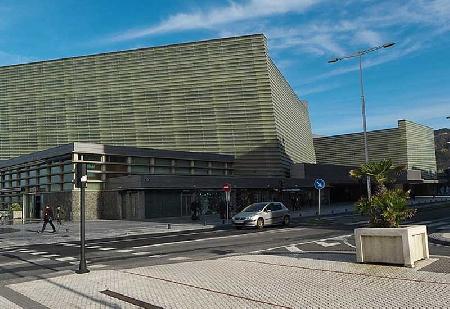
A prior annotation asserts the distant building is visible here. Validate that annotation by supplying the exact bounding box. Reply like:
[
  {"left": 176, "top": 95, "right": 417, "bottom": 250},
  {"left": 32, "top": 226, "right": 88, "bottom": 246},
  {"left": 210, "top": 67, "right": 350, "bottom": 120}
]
[
  {"left": 0, "top": 34, "right": 315, "bottom": 177},
  {"left": 313, "top": 120, "right": 437, "bottom": 180}
]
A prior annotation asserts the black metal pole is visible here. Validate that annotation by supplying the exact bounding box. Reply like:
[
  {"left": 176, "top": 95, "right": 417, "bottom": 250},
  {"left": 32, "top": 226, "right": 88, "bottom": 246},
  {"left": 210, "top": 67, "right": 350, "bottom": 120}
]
[{"left": 76, "top": 180, "right": 89, "bottom": 274}]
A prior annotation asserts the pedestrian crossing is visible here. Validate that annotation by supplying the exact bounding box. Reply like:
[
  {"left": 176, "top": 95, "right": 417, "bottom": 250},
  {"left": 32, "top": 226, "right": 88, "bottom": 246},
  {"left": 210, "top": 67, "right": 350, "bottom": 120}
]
[{"left": 0, "top": 240, "right": 169, "bottom": 269}]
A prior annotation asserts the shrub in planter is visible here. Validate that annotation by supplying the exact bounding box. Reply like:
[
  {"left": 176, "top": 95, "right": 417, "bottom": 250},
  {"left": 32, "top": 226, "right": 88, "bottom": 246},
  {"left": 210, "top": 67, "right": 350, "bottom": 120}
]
[
  {"left": 10, "top": 203, "right": 22, "bottom": 211},
  {"left": 350, "top": 159, "right": 415, "bottom": 227},
  {"left": 351, "top": 159, "right": 427, "bottom": 267},
  {"left": 10, "top": 202, "right": 23, "bottom": 220},
  {"left": 356, "top": 189, "right": 415, "bottom": 228}
]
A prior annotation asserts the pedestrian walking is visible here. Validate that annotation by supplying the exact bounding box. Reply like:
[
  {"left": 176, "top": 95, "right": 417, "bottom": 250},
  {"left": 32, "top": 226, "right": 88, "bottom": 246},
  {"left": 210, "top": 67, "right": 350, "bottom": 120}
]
[
  {"left": 56, "top": 205, "right": 64, "bottom": 225},
  {"left": 38, "top": 205, "right": 56, "bottom": 233}
]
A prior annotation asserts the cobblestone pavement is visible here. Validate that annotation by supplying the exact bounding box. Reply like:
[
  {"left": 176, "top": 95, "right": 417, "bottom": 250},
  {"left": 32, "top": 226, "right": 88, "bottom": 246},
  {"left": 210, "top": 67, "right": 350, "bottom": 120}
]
[
  {"left": 4, "top": 252, "right": 450, "bottom": 308},
  {"left": 0, "top": 295, "right": 21, "bottom": 309}
]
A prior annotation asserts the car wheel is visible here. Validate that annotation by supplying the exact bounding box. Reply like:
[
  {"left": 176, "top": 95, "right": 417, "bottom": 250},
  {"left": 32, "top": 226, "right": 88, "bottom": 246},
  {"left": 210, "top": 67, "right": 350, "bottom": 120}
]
[
  {"left": 283, "top": 215, "right": 290, "bottom": 226},
  {"left": 256, "top": 218, "right": 264, "bottom": 229}
]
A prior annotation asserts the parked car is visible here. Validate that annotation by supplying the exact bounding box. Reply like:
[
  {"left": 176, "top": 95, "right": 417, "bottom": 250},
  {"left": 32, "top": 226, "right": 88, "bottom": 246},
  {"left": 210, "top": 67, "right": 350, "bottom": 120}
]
[{"left": 232, "top": 202, "right": 290, "bottom": 229}]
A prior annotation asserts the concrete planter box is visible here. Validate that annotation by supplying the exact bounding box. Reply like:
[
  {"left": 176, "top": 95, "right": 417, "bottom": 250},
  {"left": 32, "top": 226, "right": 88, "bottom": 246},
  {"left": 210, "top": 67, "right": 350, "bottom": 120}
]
[
  {"left": 355, "top": 225, "right": 429, "bottom": 267},
  {"left": 12, "top": 210, "right": 22, "bottom": 220}
]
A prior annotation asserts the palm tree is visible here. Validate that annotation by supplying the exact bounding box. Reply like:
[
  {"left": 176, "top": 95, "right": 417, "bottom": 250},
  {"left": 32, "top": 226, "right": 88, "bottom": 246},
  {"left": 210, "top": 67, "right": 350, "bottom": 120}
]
[
  {"left": 350, "top": 159, "right": 413, "bottom": 228},
  {"left": 350, "top": 159, "right": 404, "bottom": 194}
]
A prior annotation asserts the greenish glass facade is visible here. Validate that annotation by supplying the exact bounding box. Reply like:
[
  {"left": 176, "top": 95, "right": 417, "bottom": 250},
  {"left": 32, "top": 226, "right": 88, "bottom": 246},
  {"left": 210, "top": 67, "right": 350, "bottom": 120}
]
[
  {"left": 313, "top": 120, "right": 437, "bottom": 179},
  {"left": 0, "top": 34, "right": 316, "bottom": 177}
]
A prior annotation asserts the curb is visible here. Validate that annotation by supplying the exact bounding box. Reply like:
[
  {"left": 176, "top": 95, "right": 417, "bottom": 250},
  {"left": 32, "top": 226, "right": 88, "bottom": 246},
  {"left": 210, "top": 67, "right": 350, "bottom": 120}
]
[{"left": 428, "top": 233, "right": 450, "bottom": 246}]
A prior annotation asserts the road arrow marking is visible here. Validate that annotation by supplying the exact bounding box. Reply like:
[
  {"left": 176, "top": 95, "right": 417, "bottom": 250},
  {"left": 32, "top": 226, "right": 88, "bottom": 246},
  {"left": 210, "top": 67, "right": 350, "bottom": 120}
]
[{"left": 314, "top": 241, "right": 340, "bottom": 247}]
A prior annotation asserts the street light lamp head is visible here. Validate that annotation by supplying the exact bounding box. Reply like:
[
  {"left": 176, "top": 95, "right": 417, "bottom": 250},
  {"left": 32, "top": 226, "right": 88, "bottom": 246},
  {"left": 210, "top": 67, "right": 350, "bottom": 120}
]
[
  {"left": 382, "top": 42, "right": 395, "bottom": 48},
  {"left": 328, "top": 57, "right": 340, "bottom": 63}
]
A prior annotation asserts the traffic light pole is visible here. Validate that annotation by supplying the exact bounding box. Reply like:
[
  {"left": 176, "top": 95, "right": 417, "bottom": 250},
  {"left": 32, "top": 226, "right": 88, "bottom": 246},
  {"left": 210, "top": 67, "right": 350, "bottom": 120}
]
[{"left": 76, "top": 164, "right": 89, "bottom": 274}]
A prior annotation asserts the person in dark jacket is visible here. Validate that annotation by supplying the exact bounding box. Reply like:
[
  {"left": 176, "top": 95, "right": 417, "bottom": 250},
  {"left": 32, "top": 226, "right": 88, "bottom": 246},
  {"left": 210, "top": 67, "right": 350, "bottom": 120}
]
[{"left": 39, "top": 205, "right": 56, "bottom": 233}]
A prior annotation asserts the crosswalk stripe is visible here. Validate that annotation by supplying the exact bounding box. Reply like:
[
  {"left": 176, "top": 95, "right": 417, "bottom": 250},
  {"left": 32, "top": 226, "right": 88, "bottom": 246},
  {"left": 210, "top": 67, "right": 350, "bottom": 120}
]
[
  {"left": 132, "top": 252, "right": 150, "bottom": 256},
  {"left": 98, "top": 247, "right": 115, "bottom": 251},
  {"left": 55, "top": 257, "right": 77, "bottom": 262},
  {"left": 30, "top": 252, "right": 48, "bottom": 255},
  {"left": 115, "top": 249, "right": 133, "bottom": 253},
  {"left": 42, "top": 254, "right": 60, "bottom": 258}
]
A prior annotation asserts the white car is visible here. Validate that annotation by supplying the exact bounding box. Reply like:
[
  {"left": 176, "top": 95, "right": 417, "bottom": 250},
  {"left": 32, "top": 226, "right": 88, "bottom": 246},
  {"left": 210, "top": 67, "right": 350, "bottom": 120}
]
[{"left": 232, "top": 202, "right": 290, "bottom": 229}]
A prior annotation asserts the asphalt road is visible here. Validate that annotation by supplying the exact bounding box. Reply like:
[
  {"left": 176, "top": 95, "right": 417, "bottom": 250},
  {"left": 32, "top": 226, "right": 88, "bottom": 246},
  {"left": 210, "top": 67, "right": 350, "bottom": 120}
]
[{"left": 1, "top": 205, "right": 449, "bottom": 287}]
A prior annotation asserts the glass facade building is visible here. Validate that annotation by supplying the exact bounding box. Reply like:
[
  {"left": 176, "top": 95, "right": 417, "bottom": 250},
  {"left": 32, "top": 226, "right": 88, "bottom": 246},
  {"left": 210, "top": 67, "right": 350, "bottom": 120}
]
[
  {"left": 0, "top": 143, "right": 233, "bottom": 219},
  {"left": 0, "top": 34, "right": 316, "bottom": 177}
]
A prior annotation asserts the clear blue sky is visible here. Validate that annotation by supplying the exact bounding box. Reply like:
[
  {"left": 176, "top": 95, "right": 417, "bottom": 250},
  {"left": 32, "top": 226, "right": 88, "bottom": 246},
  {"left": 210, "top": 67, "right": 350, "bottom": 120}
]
[{"left": 0, "top": 0, "right": 448, "bottom": 135}]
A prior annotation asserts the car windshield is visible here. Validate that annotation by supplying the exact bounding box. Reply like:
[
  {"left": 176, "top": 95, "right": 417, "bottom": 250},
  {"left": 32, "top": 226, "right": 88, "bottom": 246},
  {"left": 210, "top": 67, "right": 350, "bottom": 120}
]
[{"left": 242, "top": 202, "right": 267, "bottom": 212}]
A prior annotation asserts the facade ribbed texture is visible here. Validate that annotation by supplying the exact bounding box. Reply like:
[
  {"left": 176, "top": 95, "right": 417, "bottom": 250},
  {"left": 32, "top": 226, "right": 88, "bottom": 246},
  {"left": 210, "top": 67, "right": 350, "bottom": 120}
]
[
  {"left": 0, "top": 34, "right": 315, "bottom": 176},
  {"left": 267, "top": 58, "right": 316, "bottom": 176},
  {"left": 314, "top": 120, "right": 437, "bottom": 178}
]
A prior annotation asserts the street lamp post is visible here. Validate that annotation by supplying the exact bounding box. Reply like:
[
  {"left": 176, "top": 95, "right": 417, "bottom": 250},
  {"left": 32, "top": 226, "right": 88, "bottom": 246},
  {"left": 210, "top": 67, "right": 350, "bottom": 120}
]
[{"left": 328, "top": 42, "right": 395, "bottom": 200}]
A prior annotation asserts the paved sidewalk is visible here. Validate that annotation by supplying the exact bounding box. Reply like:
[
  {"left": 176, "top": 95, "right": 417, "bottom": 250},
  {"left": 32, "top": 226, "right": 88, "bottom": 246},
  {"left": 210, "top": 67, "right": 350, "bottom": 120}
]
[{"left": 4, "top": 253, "right": 450, "bottom": 308}]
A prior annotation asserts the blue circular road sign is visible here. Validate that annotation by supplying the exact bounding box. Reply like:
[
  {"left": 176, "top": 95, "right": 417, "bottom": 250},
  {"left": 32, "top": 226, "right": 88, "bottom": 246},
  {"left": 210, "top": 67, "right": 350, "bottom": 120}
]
[{"left": 314, "top": 179, "right": 326, "bottom": 190}]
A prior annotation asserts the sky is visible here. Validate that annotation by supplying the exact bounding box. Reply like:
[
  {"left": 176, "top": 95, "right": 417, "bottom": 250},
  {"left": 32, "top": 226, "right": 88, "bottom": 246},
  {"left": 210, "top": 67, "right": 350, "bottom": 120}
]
[{"left": 0, "top": 0, "right": 449, "bottom": 136}]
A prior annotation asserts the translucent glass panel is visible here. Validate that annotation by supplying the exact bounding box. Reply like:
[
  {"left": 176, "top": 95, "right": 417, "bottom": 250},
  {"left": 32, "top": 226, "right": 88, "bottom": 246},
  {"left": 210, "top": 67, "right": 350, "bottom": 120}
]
[
  {"left": 106, "top": 156, "right": 127, "bottom": 163},
  {"left": 63, "top": 173, "right": 74, "bottom": 182},
  {"left": 154, "top": 166, "right": 172, "bottom": 174},
  {"left": 131, "top": 165, "right": 149, "bottom": 174},
  {"left": 63, "top": 164, "right": 73, "bottom": 173},
  {"left": 105, "top": 165, "right": 127, "bottom": 172},
  {"left": 175, "top": 167, "right": 190, "bottom": 175},
  {"left": 154, "top": 158, "right": 172, "bottom": 166},
  {"left": 86, "top": 182, "right": 102, "bottom": 190},
  {"left": 82, "top": 154, "right": 102, "bottom": 161},
  {"left": 86, "top": 163, "right": 102, "bottom": 171},
  {"left": 132, "top": 157, "right": 149, "bottom": 165},
  {"left": 87, "top": 172, "right": 102, "bottom": 180}
]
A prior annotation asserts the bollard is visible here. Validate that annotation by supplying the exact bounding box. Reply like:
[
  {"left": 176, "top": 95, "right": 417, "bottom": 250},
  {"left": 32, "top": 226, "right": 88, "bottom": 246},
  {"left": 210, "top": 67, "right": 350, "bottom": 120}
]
[
  {"left": 345, "top": 208, "right": 347, "bottom": 213},
  {"left": 167, "top": 223, "right": 171, "bottom": 229},
  {"left": 299, "top": 212, "right": 302, "bottom": 217},
  {"left": 203, "top": 219, "right": 207, "bottom": 226},
  {"left": 315, "top": 211, "right": 318, "bottom": 216},
  {"left": 222, "top": 219, "right": 225, "bottom": 225}
]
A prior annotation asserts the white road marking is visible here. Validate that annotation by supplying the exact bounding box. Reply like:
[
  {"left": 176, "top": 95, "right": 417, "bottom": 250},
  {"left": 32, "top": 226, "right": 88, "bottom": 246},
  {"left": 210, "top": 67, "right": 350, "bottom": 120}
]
[
  {"left": 259, "top": 234, "right": 353, "bottom": 252},
  {"left": 332, "top": 235, "right": 356, "bottom": 249},
  {"left": 62, "top": 243, "right": 79, "bottom": 247},
  {"left": 168, "top": 256, "right": 191, "bottom": 261},
  {"left": 30, "top": 251, "right": 48, "bottom": 255},
  {"left": 132, "top": 228, "right": 305, "bottom": 249},
  {"left": 132, "top": 252, "right": 151, "bottom": 256},
  {"left": 42, "top": 254, "right": 60, "bottom": 258},
  {"left": 285, "top": 246, "right": 303, "bottom": 253},
  {"left": 86, "top": 246, "right": 101, "bottom": 249},
  {"left": 115, "top": 249, "right": 133, "bottom": 253},
  {"left": 314, "top": 241, "right": 341, "bottom": 247},
  {"left": 98, "top": 247, "right": 115, "bottom": 251},
  {"left": 89, "top": 264, "right": 108, "bottom": 269},
  {"left": 55, "top": 256, "right": 77, "bottom": 262}
]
